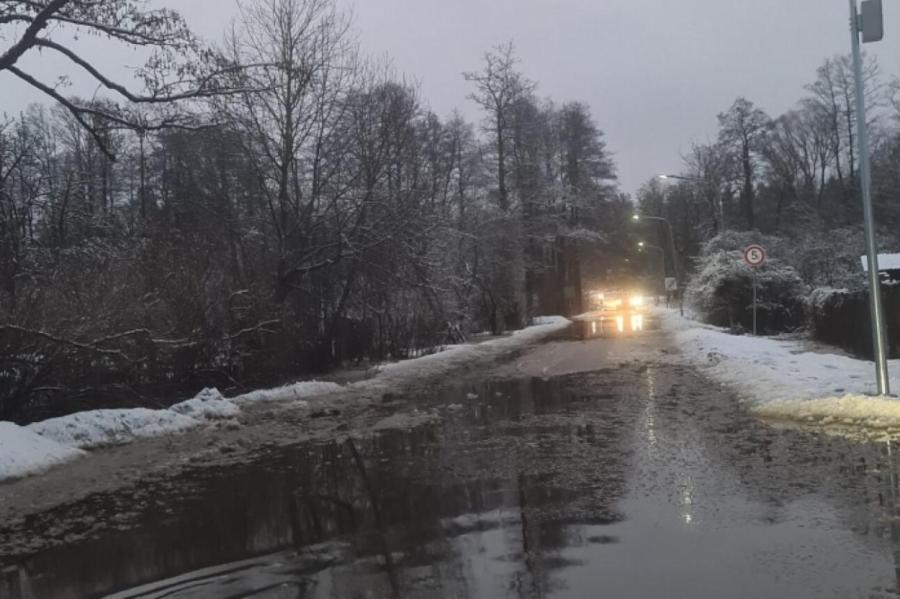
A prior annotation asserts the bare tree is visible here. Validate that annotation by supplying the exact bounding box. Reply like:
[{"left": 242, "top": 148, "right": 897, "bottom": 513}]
[
  {"left": 804, "top": 54, "right": 882, "bottom": 202},
  {"left": 220, "top": 0, "right": 354, "bottom": 302},
  {"left": 717, "top": 97, "right": 770, "bottom": 230},
  {"left": 0, "top": 0, "right": 243, "bottom": 157},
  {"left": 464, "top": 42, "right": 535, "bottom": 212}
]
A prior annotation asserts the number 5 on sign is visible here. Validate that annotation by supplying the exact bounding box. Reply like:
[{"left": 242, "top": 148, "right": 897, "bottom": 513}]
[{"left": 743, "top": 245, "right": 766, "bottom": 268}]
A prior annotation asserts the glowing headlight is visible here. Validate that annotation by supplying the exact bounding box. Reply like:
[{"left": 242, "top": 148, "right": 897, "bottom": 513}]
[{"left": 629, "top": 296, "right": 644, "bottom": 307}]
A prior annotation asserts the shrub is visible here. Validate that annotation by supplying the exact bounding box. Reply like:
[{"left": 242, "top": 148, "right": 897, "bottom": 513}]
[
  {"left": 686, "top": 233, "right": 806, "bottom": 333},
  {"left": 807, "top": 285, "right": 900, "bottom": 358}
]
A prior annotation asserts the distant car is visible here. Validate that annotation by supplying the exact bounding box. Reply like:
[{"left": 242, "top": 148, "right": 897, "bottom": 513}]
[{"left": 588, "top": 291, "right": 646, "bottom": 335}]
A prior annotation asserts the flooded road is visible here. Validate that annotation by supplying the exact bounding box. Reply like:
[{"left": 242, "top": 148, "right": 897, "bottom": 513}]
[{"left": 3, "top": 333, "right": 900, "bottom": 598}]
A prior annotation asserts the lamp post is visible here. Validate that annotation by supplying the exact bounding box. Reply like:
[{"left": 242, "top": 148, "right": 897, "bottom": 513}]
[
  {"left": 633, "top": 214, "right": 683, "bottom": 314},
  {"left": 657, "top": 174, "right": 726, "bottom": 232},
  {"left": 632, "top": 214, "right": 679, "bottom": 280},
  {"left": 658, "top": 174, "right": 696, "bottom": 181},
  {"left": 638, "top": 241, "right": 667, "bottom": 300}
]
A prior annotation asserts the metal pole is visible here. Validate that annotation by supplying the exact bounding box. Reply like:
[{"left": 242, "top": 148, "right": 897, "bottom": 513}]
[
  {"left": 651, "top": 246, "right": 665, "bottom": 299},
  {"left": 637, "top": 215, "right": 682, "bottom": 311},
  {"left": 662, "top": 220, "right": 679, "bottom": 282},
  {"left": 661, "top": 220, "right": 685, "bottom": 316},
  {"left": 752, "top": 271, "right": 758, "bottom": 336},
  {"left": 850, "top": 0, "right": 890, "bottom": 395},
  {"left": 640, "top": 244, "right": 666, "bottom": 299},
  {"left": 719, "top": 196, "right": 726, "bottom": 232},
  {"left": 658, "top": 249, "right": 665, "bottom": 301}
]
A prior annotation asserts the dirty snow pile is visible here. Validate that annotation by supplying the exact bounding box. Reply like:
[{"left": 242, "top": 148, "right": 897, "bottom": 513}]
[
  {"left": 5, "top": 380, "right": 350, "bottom": 464},
  {"left": 29, "top": 408, "right": 200, "bottom": 450},
  {"left": 232, "top": 381, "right": 343, "bottom": 404},
  {"left": 662, "top": 310, "right": 900, "bottom": 429},
  {"left": 170, "top": 387, "right": 242, "bottom": 419},
  {"left": 26, "top": 387, "right": 243, "bottom": 452},
  {"left": 0, "top": 387, "right": 244, "bottom": 481},
  {"left": 755, "top": 395, "right": 900, "bottom": 431},
  {"left": 365, "top": 316, "right": 570, "bottom": 387}
]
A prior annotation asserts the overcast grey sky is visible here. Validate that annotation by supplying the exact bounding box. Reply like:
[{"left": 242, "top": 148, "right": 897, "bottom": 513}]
[{"left": 4, "top": 0, "right": 900, "bottom": 196}]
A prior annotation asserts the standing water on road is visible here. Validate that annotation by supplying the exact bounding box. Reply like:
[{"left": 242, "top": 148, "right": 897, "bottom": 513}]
[{"left": 3, "top": 361, "right": 900, "bottom": 598}]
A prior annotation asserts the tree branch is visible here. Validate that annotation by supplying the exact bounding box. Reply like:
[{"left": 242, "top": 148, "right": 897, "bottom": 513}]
[
  {"left": 33, "top": 38, "right": 264, "bottom": 103},
  {"left": 0, "top": 0, "right": 69, "bottom": 71},
  {"left": 6, "top": 65, "right": 118, "bottom": 158},
  {"left": 1, "top": 324, "right": 134, "bottom": 362}
]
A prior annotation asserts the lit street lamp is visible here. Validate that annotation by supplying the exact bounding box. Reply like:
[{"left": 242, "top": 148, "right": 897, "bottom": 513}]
[
  {"left": 633, "top": 214, "right": 683, "bottom": 315},
  {"left": 632, "top": 214, "right": 679, "bottom": 279},
  {"left": 638, "top": 241, "right": 665, "bottom": 254},
  {"left": 657, "top": 174, "right": 699, "bottom": 182}
]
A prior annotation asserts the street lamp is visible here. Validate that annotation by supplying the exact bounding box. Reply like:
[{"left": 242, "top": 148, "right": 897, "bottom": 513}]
[
  {"left": 638, "top": 241, "right": 665, "bottom": 253},
  {"left": 657, "top": 174, "right": 699, "bottom": 182},
  {"left": 633, "top": 213, "right": 683, "bottom": 314},
  {"left": 632, "top": 214, "right": 679, "bottom": 279},
  {"left": 656, "top": 173, "right": 726, "bottom": 232},
  {"left": 638, "top": 241, "right": 667, "bottom": 298}
]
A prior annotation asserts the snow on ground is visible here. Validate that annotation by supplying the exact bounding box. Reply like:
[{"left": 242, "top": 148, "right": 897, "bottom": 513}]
[
  {"left": 231, "top": 381, "right": 343, "bottom": 405},
  {"left": 0, "top": 317, "right": 570, "bottom": 481},
  {"left": 757, "top": 395, "right": 900, "bottom": 432},
  {"left": 363, "top": 316, "right": 570, "bottom": 388},
  {"left": 0, "top": 422, "right": 86, "bottom": 481},
  {"left": 661, "top": 309, "right": 900, "bottom": 431},
  {"left": 28, "top": 408, "right": 200, "bottom": 450},
  {"left": 170, "top": 388, "right": 241, "bottom": 420}
]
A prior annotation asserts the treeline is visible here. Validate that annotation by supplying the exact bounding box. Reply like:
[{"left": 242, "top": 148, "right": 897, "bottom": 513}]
[
  {"left": 0, "top": 1, "right": 619, "bottom": 421},
  {"left": 643, "top": 54, "right": 900, "bottom": 347},
  {"left": 641, "top": 54, "right": 900, "bottom": 291}
]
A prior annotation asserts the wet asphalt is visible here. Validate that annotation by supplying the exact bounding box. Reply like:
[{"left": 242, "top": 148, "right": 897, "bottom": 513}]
[{"left": 3, "top": 329, "right": 900, "bottom": 598}]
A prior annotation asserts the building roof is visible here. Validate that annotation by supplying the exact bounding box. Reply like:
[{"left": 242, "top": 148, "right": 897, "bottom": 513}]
[{"left": 861, "top": 253, "right": 900, "bottom": 272}]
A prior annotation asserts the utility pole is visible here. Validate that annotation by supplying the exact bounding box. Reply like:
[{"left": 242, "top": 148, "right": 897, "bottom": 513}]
[{"left": 850, "top": 0, "right": 890, "bottom": 395}]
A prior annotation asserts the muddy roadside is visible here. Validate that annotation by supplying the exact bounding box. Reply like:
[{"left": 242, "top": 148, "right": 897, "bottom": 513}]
[{"left": 0, "top": 323, "right": 636, "bottom": 549}]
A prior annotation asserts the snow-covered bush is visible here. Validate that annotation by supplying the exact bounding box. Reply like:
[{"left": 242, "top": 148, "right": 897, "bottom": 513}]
[
  {"left": 686, "top": 233, "right": 806, "bottom": 333},
  {"left": 696, "top": 230, "right": 792, "bottom": 260},
  {"left": 807, "top": 285, "right": 900, "bottom": 358},
  {"left": 791, "top": 226, "right": 895, "bottom": 291}
]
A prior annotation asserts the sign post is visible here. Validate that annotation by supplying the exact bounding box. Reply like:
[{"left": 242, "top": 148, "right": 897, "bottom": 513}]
[
  {"left": 850, "top": 0, "right": 890, "bottom": 396},
  {"left": 743, "top": 245, "right": 767, "bottom": 335},
  {"left": 664, "top": 277, "right": 678, "bottom": 310}
]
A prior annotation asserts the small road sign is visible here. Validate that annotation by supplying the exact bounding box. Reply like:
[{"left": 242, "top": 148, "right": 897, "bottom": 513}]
[{"left": 743, "top": 245, "right": 766, "bottom": 268}]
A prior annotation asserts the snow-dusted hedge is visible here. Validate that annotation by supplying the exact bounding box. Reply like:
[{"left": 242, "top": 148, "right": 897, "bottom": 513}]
[
  {"left": 685, "top": 232, "right": 806, "bottom": 333},
  {"left": 807, "top": 285, "right": 900, "bottom": 359}
]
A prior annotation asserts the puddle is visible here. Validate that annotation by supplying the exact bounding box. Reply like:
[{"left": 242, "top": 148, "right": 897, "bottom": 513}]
[
  {"left": 567, "top": 316, "right": 661, "bottom": 341},
  {"left": 4, "top": 367, "right": 900, "bottom": 598}
]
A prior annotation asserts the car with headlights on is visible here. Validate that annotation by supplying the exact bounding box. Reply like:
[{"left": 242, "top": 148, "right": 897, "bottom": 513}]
[{"left": 587, "top": 290, "right": 646, "bottom": 335}]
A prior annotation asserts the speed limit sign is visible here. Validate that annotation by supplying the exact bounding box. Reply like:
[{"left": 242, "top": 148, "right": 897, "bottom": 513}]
[{"left": 743, "top": 244, "right": 766, "bottom": 268}]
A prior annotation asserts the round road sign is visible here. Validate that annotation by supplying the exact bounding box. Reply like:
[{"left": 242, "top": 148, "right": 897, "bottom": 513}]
[{"left": 743, "top": 244, "right": 766, "bottom": 268}]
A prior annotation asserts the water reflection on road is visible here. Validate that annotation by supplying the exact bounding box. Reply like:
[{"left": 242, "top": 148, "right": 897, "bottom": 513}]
[{"left": 4, "top": 361, "right": 900, "bottom": 598}]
